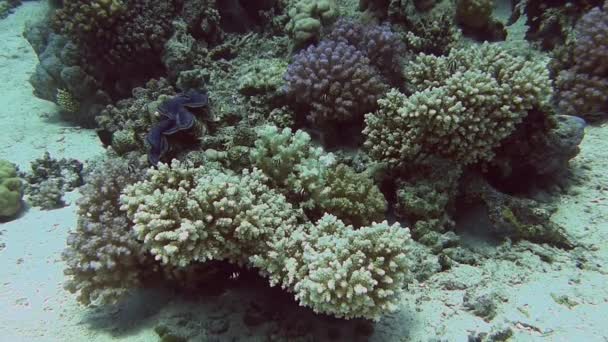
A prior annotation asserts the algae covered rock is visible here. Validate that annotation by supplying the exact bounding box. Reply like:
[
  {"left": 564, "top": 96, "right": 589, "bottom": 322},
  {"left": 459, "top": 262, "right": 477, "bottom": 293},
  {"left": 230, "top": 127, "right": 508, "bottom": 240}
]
[
  {"left": 22, "top": 152, "right": 83, "bottom": 210},
  {"left": 0, "top": 0, "right": 21, "bottom": 19},
  {"left": 461, "top": 174, "right": 576, "bottom": 249},
  {"left": 455, "top": 0, "right": 492, "bottom": 30},
  {"left": 0, "top": 160, "right": 23, "bottom": 220}
]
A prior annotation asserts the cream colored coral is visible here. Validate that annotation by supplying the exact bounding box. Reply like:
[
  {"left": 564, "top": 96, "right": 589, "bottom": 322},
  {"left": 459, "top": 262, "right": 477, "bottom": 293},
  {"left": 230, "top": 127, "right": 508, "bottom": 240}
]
[
  {"left": 81, "top": 157, "right": 411, "bottom": 321},
  {"left": 293, "top": 214, "right": 411, "bottom": 320},
  {"left": 251, "top": 125, "right": 386, "bottom": 227},
  {"left": 119, "top": 160, "right": 300, "bottom": 268},
  {"left": 250, "top": 212, "right": 412, "bottom": 320},
  {"left": 364, "top": 43, "right": 552, "bottom": 166}
]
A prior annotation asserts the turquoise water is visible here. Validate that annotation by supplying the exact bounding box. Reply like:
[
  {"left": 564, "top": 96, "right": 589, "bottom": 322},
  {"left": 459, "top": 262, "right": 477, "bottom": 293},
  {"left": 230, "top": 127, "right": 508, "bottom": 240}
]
[{"left": 1, "top": 1, "right": 607, "bottom": 341}]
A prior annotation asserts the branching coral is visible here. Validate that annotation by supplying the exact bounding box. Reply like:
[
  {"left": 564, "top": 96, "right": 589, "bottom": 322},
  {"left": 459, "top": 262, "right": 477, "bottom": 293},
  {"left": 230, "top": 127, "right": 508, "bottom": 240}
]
[
  {"left": 404, "top": 10, "right": 461, "bottom": 55},
  {"left": 305, "top": 164, "right": 387, "bottom": 227},
  {"left": 117, "top": 158, "right": 409, "bottom": 320},
  {"left": 120, "top": 161, "right": 300, "bottom": 267},
  {"left": 394, "top": 158, "right": 462, "bottom": 239},
  {"left": 293, "top": 214, "right": 411, "bottom": 320},
  {"left": 364, "top": 44, "right": 552, "bottom": 167},
  {"left": 252, "top": 213, "right": 412, "bottom": 321},
  {"left": 326, "top": 19, "right": 403, "bottom": 76},
  {"left": 283, "top": 19, "right": 404, "bottom": 133},
  {"left": 249, "top": 125, "right": 329, "bottom": 187},
  {"left": 62, "top": 155, "right": 151, "bottom": 305},
  {"left": 250, "top": 125, "right": 386, "bottom": 226},
  {"left": 283, "top": 39, "right": 387, "bottom": 129}
]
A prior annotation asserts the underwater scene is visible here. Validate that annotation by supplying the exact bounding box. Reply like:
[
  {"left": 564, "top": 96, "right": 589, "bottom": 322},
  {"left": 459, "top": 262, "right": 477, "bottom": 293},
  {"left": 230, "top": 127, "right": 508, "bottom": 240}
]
[{"left": 0, "top": 0, "right": 607, "bottom": 341}]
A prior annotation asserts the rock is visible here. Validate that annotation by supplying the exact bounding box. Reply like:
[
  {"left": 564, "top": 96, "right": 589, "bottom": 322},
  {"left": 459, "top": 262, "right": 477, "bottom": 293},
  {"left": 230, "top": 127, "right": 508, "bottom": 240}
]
[
  {"left": 463, "top": 290, "right": 499, "bottom": 321},
  {"left": 529, "top": 115, "right": 585, "bottom": 176},
  {"left": 487, "top": 113, "right": 585, "bottom": 192}
]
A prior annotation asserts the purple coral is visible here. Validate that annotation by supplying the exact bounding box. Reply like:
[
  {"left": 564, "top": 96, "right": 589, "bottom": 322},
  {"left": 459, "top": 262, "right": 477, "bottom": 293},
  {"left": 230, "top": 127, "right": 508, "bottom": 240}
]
[
  {"left": 556, "top": 3, "right": 608, "bottom": 121},
  {"left": 62, "top": 155, "right": 152, "bottom": 305},
  {"left": 283, "top": 19, "right": 403, "bottom": 129},
  {"left": 283, "top": 39, "right": 387, "bottom": 127},
  {"left": 327, "top": 19, "right": 403, "bottom": 75}
]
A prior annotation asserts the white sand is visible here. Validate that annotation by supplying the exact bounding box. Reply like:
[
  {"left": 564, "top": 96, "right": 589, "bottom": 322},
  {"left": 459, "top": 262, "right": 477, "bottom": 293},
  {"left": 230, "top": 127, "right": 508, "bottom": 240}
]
[
  {"left": 0, "top": 1, "right": 102, "bottom": 170},
  {"left": 0, "top": 3, "right": 119, "bottom": 342},
  {"left": 0, "top": 2, "right": 607, "bottom": 342}
]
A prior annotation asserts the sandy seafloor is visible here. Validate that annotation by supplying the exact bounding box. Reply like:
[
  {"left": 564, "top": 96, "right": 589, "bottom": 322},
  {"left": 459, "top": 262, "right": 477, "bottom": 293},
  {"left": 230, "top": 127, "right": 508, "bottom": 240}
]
[{"left": 0, "top": 2, "right": 607, "bottom": 342}]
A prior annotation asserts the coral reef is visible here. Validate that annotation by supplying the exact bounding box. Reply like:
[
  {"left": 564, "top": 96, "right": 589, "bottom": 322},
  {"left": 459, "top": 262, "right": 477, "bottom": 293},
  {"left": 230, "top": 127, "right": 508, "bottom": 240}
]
[
  {"left": 394, "top": 158, "right": 462, "bottom": 240},
  {"left": 555, "top": 1, "right": 608, "bottom": 122},
  {"left": 455, "top": 0, "right": 493, "bottom": 30},
  {"left": 403, "top": 10, "right": 461, "bottom": 55},
  {"left": 27, "top": 179, "right": 65, "bottom": 210},
  {"left": 0, "top": 160, "right": 23, "bottom": 220},
  {"left": 250, "top": 209, "right": 411, "bottom": 321},
  {"left": 179, "top": 0, "right": 223, "bottom": 42},
  {"left": 52, "top": 0, "right": 127, "bottom": 40},
  {"left": 161, "top": 29, "right": 291, "bottom": 128},
  {"left": 523, "top": 0, "right": 601, "bottom": 50},
  {"left": 364, "top": 43, "right": 552, "bottom": 167},
  {"left": 286, "top": 214, "right": 411, "bottom": 320},
  {"left": 326, "top": 19, "right": 403, "bottom": 75},
  {"left": 249, "top": 125, "right": 332, "bottom": 192},
  {"left": 217, "top": 0, "right": 280, "bottom": 33},
  {"left": 283, "top": 39, "right": 386, "bottom": 130},
  {"left": 266, "top": 105, "right": 296, "bottom": 128},
  {"left": 308, "top": 164, "right": 387, "bottom": 227},
  {"left": 119, "top": 161, "right": 300, "bottom": 267},
  {"left": 487, "top": 111, "right": 586, "bottom": 191},
  {"left": 47, "top": 0, "right": 592, "bottom": 327}
]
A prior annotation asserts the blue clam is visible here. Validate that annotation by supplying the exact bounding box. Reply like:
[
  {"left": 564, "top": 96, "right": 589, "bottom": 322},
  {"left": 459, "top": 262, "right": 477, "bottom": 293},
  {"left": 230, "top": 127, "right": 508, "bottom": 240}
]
[{"left": 146, "top": 89, "right": 209, "bottom": 165}]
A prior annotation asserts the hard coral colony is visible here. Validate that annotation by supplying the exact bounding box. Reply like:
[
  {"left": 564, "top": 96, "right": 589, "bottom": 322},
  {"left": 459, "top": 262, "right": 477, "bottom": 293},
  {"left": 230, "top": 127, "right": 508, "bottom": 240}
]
[{"left": 6, "top": 0, "right": 605, "bottom": 339}]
